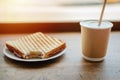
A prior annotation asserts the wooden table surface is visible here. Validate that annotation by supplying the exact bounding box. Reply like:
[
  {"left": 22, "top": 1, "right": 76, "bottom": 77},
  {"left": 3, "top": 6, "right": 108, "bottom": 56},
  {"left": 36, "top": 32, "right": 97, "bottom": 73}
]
[{"left": 0, "top": 32, "right": 120, "bottom": 80}]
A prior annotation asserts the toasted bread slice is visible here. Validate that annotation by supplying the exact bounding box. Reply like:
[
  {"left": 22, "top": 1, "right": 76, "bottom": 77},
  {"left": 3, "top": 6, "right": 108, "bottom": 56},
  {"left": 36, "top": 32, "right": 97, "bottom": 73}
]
[{"left": 6, "top": 32, "right": 66, "bottom": 59}]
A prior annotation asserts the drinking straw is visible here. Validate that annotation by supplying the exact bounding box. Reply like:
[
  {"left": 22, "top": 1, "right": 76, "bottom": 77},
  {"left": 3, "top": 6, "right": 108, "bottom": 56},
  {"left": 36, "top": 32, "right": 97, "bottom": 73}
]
[{"left": 98, "top": 0, "right": 107, "bottom": 26}]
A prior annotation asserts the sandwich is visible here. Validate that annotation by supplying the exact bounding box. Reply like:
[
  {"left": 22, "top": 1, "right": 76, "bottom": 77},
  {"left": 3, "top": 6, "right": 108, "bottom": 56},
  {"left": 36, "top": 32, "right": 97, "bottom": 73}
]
[{"left": 6, "top": 32, "right": 66, "bottom": 59}]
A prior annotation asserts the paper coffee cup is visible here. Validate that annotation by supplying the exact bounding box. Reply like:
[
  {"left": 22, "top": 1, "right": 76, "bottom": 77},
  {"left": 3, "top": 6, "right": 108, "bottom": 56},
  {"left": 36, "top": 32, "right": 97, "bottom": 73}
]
[{"left": 80, "top": 20, "right": 113, "bottom": 62}]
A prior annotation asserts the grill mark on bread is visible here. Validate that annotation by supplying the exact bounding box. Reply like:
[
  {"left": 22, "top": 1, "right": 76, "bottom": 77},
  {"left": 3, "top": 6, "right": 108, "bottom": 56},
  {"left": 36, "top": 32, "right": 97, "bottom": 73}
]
[
  {"left": 33, "top": 33, "right": 49, "bottom": 53},
  {"left": 6, "top": 42, "right": 23, "bottom": 58},
  {"left": 36, "top": 34, "right": 51, "bottom": 51},
  {"left": 21, "top": 37, "right": 32, "bottom": 54},
  {"left": 28, "top": 35, "right": 44, "bottom": 54},
  {"left": 29, "top": 35, "right": 39, "bottom": 50},
  {"left": 37, "top": 33, "right": 54, "bottom": 51},
  {"left": 44, "top": 34, "right": 60, "bottom": 47},
  {"left": 14, "top": 40, "right": 27, "bottom": 54},
  {"left": 12, "top": 41, "right": 21, "bottom": 52},
  {"left": 10, "top": 41, "right": 24, "bottom": 54},
  {"left": 24, "top": 36, "right": 35, "bottom": 51},
  {"left": 52, "top": 37, "right": 62, "bottom": 44},
  {"left": 23, "top": 36, "right": 37, "bottom": 56},
  {"left": 24, "top": 36, "right": 38, "bottom": 51},
  {"left": 19, "top": 38, "right": 30, "bottom": 55},
  {"left": 39, "top": 33, "right": 57, "bottom": 48},
  {"left": 11, "top": 40, "right": 27, "bottom": 58},
  {"left": 17, "top": 39, "right": 28, "bottom": 54}
]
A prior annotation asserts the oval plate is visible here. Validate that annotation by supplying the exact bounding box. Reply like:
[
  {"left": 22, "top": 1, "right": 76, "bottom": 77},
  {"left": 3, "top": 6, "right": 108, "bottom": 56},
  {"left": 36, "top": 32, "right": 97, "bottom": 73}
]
[{"left": 3, "top": 47, "right": 66, "bottom": 62}]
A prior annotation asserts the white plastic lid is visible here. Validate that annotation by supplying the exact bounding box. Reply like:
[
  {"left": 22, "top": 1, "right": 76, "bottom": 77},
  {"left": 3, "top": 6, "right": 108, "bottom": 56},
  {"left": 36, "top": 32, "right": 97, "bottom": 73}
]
[{"left": 80, "top": 20, "right": 113, "bottom": 29}]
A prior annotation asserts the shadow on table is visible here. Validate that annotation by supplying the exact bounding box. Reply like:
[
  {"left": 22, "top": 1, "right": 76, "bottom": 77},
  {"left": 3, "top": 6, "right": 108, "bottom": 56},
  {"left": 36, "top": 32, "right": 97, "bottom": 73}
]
[{"left": 3, "top": 54, "right": 65, "bottom": 69}]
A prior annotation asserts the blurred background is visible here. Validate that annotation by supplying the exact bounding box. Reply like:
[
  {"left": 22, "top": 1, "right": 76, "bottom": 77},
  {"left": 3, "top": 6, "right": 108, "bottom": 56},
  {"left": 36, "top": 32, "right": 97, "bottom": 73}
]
[
  {"left": 1, "top": 0, "right": 120, "bottom": 22},
  {"left": 0, "top": 0, "right": 120, "bottom": 33}
]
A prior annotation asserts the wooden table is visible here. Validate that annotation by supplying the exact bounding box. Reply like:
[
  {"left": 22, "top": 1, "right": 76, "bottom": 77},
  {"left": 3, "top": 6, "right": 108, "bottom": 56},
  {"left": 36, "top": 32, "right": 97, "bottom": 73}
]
[{"left": 0, "top": 32, "right": 120, "bottom": 80}]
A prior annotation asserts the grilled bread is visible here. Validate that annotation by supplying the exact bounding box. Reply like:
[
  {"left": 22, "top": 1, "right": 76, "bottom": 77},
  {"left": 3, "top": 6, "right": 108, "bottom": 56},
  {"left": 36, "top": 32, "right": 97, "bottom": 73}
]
[{"left": 6, "top": 32, "right": 66, "bottom": 59}]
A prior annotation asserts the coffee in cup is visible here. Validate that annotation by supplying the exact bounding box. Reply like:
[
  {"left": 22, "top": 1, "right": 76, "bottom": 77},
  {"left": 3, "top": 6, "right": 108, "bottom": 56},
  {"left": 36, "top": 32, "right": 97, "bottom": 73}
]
[{"left": 80, "top": 20, "right": 113, "bottom": 62}]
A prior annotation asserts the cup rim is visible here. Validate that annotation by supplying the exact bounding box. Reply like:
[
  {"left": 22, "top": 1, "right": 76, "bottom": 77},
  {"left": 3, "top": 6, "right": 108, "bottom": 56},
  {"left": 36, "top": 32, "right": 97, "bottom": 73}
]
[{"left": 80, "top": 20, "right": 113, "bottom": 29}]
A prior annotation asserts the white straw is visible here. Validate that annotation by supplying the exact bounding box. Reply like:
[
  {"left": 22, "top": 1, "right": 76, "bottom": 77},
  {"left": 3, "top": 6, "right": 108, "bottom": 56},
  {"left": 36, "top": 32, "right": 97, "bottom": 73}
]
[{"left": 98, "top": 0, "right": 107, "bottom": 26}]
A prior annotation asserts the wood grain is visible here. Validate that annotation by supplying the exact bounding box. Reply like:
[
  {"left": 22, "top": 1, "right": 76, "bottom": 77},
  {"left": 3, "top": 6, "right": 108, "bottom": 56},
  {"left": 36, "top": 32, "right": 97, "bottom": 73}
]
[{"left": 0, "top": 32, "right": 120, "bottom": 80}]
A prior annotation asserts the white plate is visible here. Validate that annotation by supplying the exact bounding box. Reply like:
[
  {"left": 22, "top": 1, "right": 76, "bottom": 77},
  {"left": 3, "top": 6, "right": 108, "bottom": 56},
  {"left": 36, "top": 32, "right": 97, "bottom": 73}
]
[{"left": 3, "top": 48, "right": 66, "bottom": 62}]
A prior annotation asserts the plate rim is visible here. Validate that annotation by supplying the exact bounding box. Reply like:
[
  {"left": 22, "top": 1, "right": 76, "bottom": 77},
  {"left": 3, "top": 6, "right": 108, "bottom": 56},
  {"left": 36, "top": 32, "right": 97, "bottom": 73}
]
[{"left": 3, "top": 47, "right": 66, "bottom": 62}]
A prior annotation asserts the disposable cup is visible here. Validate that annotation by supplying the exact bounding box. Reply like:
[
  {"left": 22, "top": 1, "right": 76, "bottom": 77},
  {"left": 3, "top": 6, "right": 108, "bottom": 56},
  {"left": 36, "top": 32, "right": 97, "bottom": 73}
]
[{"left": 80, "top": 20, "right": 113, "bottom": 61}]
